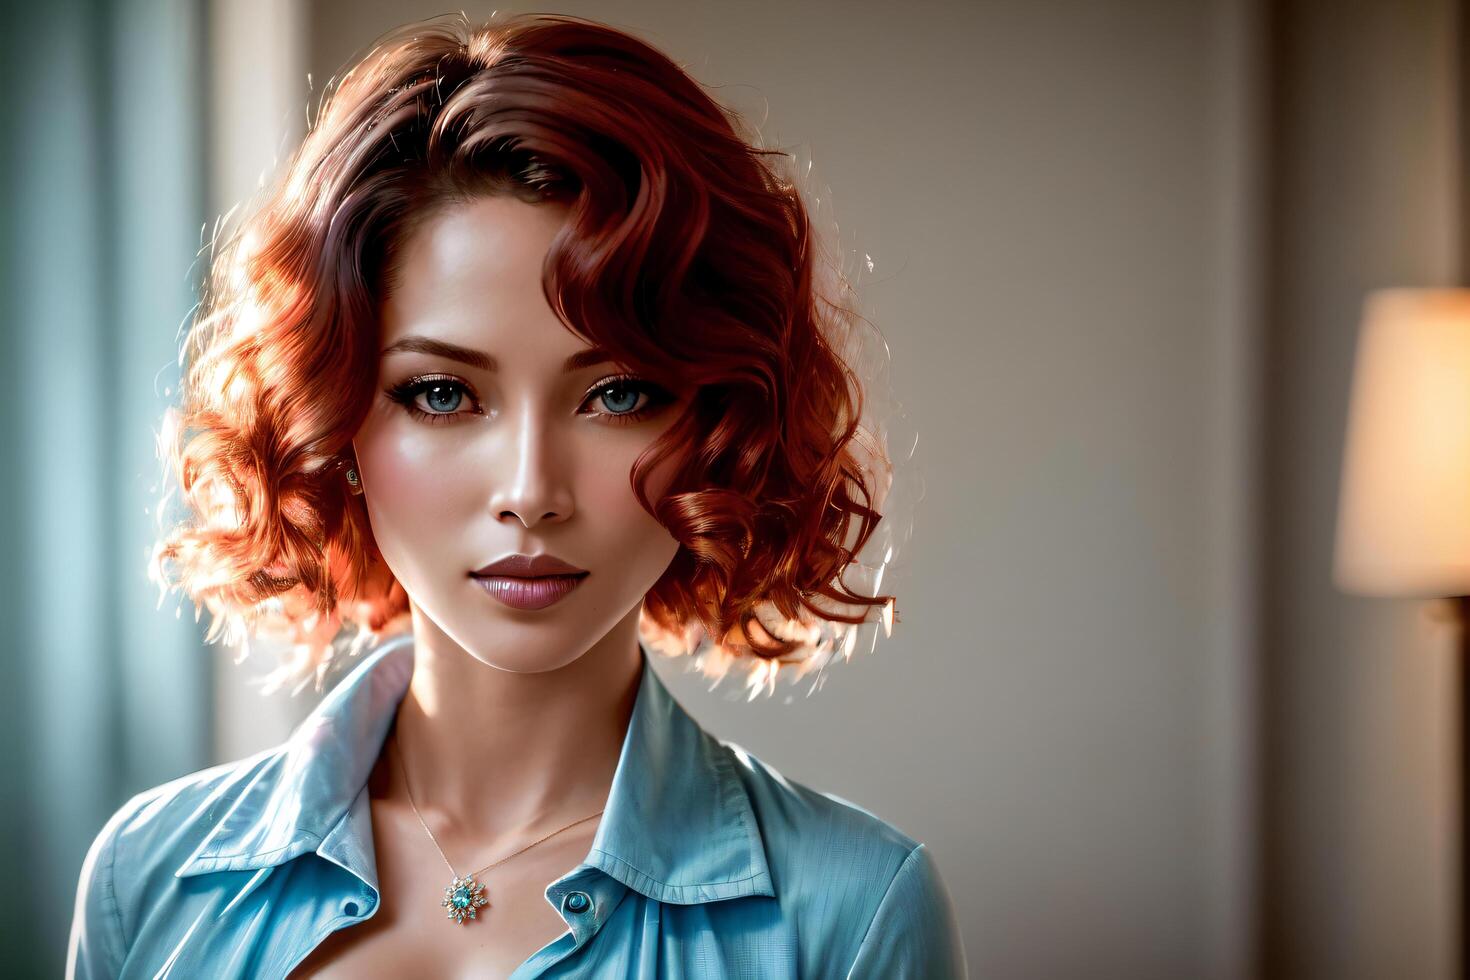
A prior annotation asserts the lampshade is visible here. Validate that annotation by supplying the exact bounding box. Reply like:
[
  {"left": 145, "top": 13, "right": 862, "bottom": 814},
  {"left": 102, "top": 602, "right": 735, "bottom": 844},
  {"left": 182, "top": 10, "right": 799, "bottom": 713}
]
[{"left": 1334, "top": 287, "right": 1470, "bottom": 597}]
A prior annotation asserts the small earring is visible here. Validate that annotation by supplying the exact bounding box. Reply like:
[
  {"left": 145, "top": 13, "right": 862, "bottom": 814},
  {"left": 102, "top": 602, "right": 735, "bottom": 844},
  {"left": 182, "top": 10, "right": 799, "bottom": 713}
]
[{"left": 345, "top": 467, "right": 363, "bottom": 495}]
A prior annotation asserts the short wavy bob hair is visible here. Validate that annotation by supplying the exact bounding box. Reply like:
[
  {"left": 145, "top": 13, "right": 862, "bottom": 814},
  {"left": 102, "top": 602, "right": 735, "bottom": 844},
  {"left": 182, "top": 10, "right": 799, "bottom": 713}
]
[{"left": 151, "top": 12, "right": 902, "bottom": 697}]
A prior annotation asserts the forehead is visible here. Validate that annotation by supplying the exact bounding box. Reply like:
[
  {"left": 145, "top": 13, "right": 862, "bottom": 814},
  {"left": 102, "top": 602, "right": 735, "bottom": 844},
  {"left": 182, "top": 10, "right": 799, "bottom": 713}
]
[{"left": 379, "top": 195, "right": 578, "bottom": 356}]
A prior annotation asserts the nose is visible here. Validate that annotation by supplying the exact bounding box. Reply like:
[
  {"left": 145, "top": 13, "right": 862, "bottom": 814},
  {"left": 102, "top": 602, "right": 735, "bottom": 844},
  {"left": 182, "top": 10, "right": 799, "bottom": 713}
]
[{"left": 486, "top": 403, "right": 574, "bottom": 529}]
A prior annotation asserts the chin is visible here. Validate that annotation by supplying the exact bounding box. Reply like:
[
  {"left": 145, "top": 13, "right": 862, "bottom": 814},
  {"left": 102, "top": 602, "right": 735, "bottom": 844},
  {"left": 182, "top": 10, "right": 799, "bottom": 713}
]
[{"left": 457, "top": 605, "right": 608, "bottom": 673}]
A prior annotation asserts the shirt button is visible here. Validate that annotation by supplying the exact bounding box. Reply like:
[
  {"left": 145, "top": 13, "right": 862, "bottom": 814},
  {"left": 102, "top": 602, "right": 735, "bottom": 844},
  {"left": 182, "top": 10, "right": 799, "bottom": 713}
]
[
  {"left": 343, "top": 901, "right": 360, "bottom": 916},
  {"left": 563, "top": 891, "right": 592, "bottom": 914}
]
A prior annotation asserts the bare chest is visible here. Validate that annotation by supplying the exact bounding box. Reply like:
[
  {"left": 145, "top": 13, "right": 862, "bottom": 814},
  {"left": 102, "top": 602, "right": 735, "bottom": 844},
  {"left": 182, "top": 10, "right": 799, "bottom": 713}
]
[{"left": 288, "top": 800, "right": 599, "bottom": 980}]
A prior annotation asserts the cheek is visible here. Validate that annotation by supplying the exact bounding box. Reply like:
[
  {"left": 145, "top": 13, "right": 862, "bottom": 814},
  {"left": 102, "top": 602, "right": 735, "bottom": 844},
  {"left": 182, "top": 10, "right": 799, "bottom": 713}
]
[
  {"left": 351, "top": 418, "right": 474, "bottom": 564},
  {"left": 357, "top": 433, "right": 420, "bottom": 508},
  {"left": 586, "top": 440, "right": 683, "bottom": 563},
  {"left": 356, "top": 405, "right": 478, "bottom": 496}
]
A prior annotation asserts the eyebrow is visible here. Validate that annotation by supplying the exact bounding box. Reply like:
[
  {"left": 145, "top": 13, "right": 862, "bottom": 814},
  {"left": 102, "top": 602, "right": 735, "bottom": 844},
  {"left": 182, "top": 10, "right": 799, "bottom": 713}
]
[{"left": 380, "top": 336, "right": 613, "bottom": 374}]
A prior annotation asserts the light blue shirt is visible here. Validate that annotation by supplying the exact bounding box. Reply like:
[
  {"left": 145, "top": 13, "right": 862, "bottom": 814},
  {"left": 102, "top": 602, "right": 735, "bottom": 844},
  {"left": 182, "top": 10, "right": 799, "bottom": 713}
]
[{"left": 66, "top": 634, "right": 968, "bottom": 978}]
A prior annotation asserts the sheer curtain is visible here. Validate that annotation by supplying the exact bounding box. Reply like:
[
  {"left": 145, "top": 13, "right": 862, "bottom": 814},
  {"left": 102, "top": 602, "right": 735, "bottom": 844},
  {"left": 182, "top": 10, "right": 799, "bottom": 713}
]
[{"left": 0, "top": 0, "right": 210, "bottom": 973}]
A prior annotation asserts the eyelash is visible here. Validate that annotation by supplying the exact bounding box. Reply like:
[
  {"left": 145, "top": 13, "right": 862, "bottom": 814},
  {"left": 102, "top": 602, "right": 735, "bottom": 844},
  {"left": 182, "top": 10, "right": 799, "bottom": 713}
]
[{"left": 383, "top": 373, "right": 674, "bottom": 427}]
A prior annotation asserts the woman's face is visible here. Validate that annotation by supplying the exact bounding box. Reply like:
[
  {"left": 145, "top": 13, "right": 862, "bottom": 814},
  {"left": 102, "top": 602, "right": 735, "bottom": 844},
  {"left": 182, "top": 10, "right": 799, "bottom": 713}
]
[{"left": 352, "top": 194, "right": 689, "bottom": 673}]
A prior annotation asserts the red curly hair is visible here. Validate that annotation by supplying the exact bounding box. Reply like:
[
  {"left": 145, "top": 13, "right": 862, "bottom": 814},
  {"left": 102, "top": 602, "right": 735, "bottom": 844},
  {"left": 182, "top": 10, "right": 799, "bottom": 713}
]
[{"left": 151, "top": 12, "right": 900, "bottom": 696}]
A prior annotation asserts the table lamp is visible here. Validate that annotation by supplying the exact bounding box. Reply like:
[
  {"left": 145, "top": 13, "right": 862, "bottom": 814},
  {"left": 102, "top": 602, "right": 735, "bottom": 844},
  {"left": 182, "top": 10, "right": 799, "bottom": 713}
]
[{"left": 1333, "top": 286, "right": 1470, "bottom": 976}]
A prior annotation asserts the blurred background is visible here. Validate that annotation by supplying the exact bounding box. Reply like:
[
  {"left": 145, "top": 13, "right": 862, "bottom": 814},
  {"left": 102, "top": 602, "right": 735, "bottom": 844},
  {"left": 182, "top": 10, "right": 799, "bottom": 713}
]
[{"left": 1, "top": 0, "right": 1464, "bottom": 976}]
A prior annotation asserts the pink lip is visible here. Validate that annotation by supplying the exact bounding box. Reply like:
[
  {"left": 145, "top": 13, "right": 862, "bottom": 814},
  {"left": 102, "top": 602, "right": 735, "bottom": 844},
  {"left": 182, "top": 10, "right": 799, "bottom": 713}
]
[{"left": 471, "top": 573, "right": 588, "bottom": 611}]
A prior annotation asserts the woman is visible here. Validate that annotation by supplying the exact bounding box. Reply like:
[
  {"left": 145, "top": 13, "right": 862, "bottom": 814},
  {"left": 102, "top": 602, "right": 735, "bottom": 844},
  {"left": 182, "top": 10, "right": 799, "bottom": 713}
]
[{"left": 66, "top": 12, "right": 966, "bottom": 979}]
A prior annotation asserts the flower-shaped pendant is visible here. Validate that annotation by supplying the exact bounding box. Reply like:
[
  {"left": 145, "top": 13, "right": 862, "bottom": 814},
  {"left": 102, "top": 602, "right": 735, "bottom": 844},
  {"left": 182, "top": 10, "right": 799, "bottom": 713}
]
[{"left": 442, "top": 873, "right": 490, "bottom": 924}]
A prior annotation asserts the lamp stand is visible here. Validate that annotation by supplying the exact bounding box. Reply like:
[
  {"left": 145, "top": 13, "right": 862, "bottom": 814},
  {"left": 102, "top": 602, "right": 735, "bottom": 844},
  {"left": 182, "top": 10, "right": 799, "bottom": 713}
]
[{"left": 1450, "top": 595, "right": 1470, "bottom": 979}]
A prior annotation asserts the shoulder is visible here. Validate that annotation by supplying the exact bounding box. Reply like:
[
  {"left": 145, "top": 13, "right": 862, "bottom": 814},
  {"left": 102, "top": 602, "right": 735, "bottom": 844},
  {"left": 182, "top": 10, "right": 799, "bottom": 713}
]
[
  {"left": 103, "top": 747, "right": 283, "bottom": 881},
  {"left": 66, "top": 748, "right": 283, "bottom": 974},
  {"left": 714, "top": 738, "right": 969, "bottom": 979},
  {"left": 722, "top": 736, "right": 921, "bottom": 874}
]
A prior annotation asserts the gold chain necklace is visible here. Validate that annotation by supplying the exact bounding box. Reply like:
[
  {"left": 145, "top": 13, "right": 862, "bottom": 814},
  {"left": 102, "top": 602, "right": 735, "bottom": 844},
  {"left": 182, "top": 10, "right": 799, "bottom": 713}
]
[{"left": 388, "top": 731, "right": 605, "bottom": 925}]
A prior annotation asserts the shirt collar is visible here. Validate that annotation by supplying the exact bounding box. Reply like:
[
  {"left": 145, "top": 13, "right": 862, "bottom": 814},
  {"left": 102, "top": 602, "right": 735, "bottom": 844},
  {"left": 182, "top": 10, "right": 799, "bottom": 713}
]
[{"left": 173, "top": 635, "right": 775, "bottom": 905}]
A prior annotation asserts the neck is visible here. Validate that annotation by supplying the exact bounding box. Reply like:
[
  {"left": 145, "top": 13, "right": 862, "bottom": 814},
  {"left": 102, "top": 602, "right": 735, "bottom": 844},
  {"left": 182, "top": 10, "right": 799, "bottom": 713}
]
[{"left": 384, "top": 604, "right": 644, "bottom": 844}]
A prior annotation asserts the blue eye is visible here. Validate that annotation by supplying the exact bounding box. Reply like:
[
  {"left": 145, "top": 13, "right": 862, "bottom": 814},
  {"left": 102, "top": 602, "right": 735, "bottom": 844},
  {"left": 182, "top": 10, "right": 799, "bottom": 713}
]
[
  {"left": 593, "top": 382, "right": 640, "bottom": 414},
  {"left": 384, "top": 376, "right": 481, "bottom": 426},
  {"left": 581, "top": 376, "right": 674, "bottom": 424},
  {"left": 423, "top": 384, "right": 464, "bottom": 413}
]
